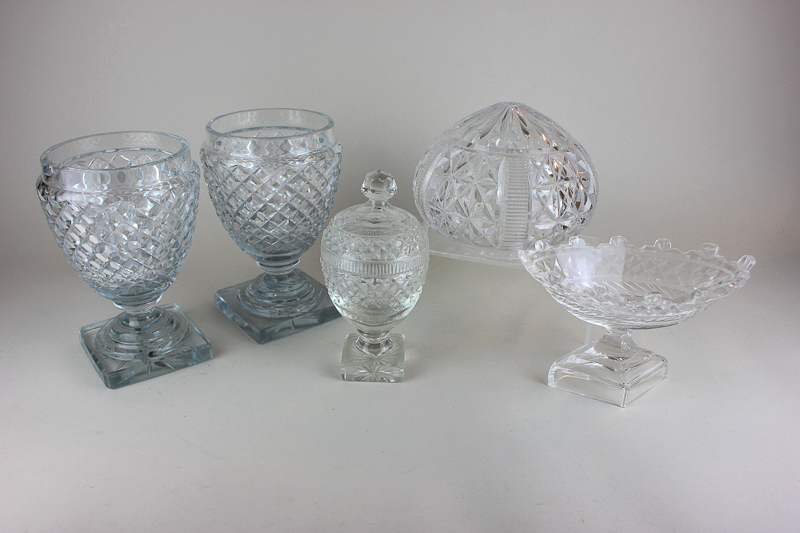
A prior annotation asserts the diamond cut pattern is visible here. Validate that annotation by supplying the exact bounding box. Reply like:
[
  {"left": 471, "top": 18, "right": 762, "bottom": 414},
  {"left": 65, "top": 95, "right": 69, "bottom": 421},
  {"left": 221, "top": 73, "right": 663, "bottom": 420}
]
[
  {"left": 322, "top": 266, "right": 427, "bottom": 327},
  {"left": 320, "top": 197, "right": 429, "bottom": 331},
  {"left": 203, "top": 149, "right": 340, "bottom": 261},
  {"left": 38, "top": 154, "right": 199, "bottom": 302}
]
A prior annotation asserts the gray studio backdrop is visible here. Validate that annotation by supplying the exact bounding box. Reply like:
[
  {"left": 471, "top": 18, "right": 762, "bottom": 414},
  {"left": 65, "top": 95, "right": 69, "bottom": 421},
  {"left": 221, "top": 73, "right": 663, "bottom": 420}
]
[{"left": 2, "top": 0, "right": 798, "bottom": 286}]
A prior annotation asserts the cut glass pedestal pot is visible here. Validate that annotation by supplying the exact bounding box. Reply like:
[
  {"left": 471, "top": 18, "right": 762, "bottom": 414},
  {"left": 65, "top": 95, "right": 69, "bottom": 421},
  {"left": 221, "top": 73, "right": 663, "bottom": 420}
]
[
  {"left": 36, "top": 131, "right": 212, "bottom": 389},
  {"left": 321, "top": 171, "right": 429, "bottom": 382},
  {"left": 414, "top": 102, "right": 598, "bottom": 267},
  {"left": 520, "top": 236, "right": 755, "bottom": 407},
  {"left": 201, "top": 109, "right": 342, "bottom": 343}
]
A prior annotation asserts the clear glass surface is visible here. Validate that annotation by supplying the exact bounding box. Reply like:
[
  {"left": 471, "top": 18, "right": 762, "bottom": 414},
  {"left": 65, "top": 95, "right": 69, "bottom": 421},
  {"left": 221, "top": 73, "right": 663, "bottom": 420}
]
[
  {"left": 341, "top": 333, "right": 406, "bottom": 383},
  {"left": 414, "top": 102, "right": 598, "bottom": 265},
  {"left": 520, "top": 236, "right": 755, "bottom": 406},
  {"left": 201, "top": 108, "right": 342, "bottom": 342},
  {"left": 36, "top": 131, "right": 212, "bottom": 388},
  {"left": 321, "top": 171, "right": 429, "bottom": 382}
]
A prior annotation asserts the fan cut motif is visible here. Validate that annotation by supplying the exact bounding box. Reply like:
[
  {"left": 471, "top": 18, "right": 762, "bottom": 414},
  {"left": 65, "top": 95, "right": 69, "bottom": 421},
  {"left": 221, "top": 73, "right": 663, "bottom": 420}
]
[{"left": 414, "top": 102, "right": 597, "bottom": 258}]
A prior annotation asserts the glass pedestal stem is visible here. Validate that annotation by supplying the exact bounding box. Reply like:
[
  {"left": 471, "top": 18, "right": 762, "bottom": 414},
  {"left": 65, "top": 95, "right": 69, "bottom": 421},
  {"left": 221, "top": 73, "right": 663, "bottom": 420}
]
[
  {"left": 547, "top": 325, "right": 668, "bottom": 407},
  {"left": 113, "top": 297, "right": 162, "bottom": 333},
  {"left": 596, "top": 328, "right": 649, "bottom": 364},
  {"left": 354, "top": 330, "right": 395, "bottom": 356},
  {"left": 239, "top": 260, "right": 323, "bottom": 318},
  {"left": 93, "top": 295, "right": 197, "bottom": 361}
]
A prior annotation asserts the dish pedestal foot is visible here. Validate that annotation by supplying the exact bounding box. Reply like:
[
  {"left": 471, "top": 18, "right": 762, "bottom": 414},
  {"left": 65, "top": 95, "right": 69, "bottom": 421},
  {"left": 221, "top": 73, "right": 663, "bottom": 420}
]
[{"left": 547, "top": 329, "right": 667, "bottom": 407}]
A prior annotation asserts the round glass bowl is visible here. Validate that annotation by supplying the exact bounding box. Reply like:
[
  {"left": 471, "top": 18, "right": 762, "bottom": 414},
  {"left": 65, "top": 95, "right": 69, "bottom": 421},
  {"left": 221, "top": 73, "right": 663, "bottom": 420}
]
[{"left": 201, "top": 108, "right": 342, "bottom": 343}]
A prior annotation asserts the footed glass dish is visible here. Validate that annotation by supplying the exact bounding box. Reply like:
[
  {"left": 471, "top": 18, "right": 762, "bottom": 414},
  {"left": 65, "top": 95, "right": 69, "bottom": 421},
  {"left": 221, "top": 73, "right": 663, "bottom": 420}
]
[
  {"left": 520, "top": 236, "right": 755, "bottom": 406},
  {"left": 36, "top": 131, "right": 213, "bottom": 389},
  {"left": 201, "top": 108, "right": 342, "bottom": 343},
  {"left": 414, "top": 102, "right": 598, "bottom": 266},
  {"left": 321, "top": 171, "right": 429, "bottom": 382}
]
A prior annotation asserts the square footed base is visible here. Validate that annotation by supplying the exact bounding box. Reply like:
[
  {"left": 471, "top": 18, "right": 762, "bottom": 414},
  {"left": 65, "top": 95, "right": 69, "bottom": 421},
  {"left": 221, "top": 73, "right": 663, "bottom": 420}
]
[
  {"left": 79, "top": 303, "right": 213, "bottom": 390},
  {"left": 548, "top": 345, "right": 668, "bottom": 407},
  {"left": 215, "top": 273, "right": 339, "bottom": 344},
  {"left": 342, "top": 333, "right": 405, "bottom": 383}
]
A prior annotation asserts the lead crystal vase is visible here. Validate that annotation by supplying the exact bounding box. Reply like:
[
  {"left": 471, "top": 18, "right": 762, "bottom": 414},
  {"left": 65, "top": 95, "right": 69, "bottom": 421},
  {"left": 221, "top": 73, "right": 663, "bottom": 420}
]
[
  {"left": 201, "top": 109, "right": 342, "bottom": 343},
  {"left": 520, "top": 236, "right": 755, "bottom": 407},
  {"left": 414, "top": 102, "right": 597, "bottom": 265},
  {"left": 36, "top": 131, "right": 213, "bottom": 389},
  {"left": 321, "top": 171, "right": 429, "bottom": 382}
]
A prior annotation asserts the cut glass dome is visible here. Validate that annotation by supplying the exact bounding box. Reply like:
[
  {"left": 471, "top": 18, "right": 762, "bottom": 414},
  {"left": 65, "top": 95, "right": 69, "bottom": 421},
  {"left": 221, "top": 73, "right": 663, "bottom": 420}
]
[{"left": 414, "top": 102, "right": 598, "bottom": 265}]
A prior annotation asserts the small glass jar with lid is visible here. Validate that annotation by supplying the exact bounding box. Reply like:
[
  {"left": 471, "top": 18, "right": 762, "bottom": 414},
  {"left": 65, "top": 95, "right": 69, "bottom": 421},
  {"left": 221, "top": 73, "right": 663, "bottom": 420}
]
[{"left": 321, "top": 171, "right": 429, "bottom": 382}]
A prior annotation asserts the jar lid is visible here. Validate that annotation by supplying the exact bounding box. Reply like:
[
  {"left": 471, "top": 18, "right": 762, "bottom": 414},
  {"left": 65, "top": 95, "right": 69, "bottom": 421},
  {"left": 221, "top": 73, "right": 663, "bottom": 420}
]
[{"left": 321, "top": 171, "right": 429, "bottom": 276}]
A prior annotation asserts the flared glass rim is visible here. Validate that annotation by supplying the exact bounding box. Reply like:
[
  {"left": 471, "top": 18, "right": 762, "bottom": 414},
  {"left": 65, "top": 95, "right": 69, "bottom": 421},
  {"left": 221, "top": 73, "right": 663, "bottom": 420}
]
[
  {"left": 205, "top": 108, "right": 335, "bottom": 140},
  {"left": 41, "top": 131, "right": 191, "bottom": 172}
]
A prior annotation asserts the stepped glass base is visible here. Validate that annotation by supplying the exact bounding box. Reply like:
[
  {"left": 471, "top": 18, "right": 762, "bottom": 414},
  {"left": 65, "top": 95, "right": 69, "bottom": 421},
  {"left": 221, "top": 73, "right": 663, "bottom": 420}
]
[
  {"left": 79, "top": 303, "right": 213, "bottom": 389},
  {"left": 547, "top": 330, "right": 668, "bottom": 407},
  {"left": 342, "top": 333, "right": 405, "bottom": 383},
  {"left": 215, "top": 270, "right": 339, "bottom": 344}
]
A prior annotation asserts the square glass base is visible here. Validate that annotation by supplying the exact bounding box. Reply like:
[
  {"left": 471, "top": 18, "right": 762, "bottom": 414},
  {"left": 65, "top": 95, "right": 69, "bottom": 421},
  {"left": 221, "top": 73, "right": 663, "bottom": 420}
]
[
  {"left": 548, "top": 343, "right": 668, "bottom": 407},
  {"left": 79, "top": 303, "right": 213, "bottom": 390},
  {"left": 342, "top": 333, "right": 405, "bottom": 382},
  {"left": 215, "top": 272, "right": 339, "bottom": 344}
]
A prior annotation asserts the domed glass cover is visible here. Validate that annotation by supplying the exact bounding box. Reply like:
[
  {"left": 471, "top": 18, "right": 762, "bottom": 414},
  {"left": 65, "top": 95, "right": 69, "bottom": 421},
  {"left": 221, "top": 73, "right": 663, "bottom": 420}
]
[{"left": 414, "top": 102, "right": 598, "bottom": 264}]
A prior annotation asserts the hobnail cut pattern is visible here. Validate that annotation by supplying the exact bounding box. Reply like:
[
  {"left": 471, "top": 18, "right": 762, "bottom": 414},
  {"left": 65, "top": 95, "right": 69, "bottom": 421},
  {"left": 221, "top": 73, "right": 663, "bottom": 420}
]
[
  {"left": 36, "top": 131, "right": 212, "bottom": 388},
  {"left": 414, "top": 102, "right": 597, "bottom": 262},
  {"left": 201, "top": 109, "right": 342, "bottom": 342}
]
